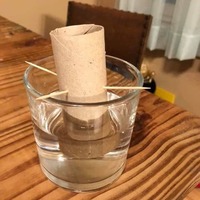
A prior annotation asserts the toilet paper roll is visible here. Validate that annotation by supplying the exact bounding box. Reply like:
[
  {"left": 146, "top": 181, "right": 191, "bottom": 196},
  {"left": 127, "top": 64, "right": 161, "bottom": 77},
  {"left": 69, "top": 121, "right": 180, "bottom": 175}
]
[
  {"left": 50, "top": 25, "right": 118, "bottom": 157},
  {"left": 50, "top": 24, "right": 107, "bottom": 121}
]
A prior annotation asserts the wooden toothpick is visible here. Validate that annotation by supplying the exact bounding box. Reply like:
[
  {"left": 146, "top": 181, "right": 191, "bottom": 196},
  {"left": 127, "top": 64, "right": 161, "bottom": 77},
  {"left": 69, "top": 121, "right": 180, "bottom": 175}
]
[
  {"left": 25, "top": 61, "right": 57, "bottom": 76},
  {"left": 36, "top": 90, "right": 68, "bottom": 100},
  {"left": 104, "top": 86, "right": 150, "bottom": 90},
  {"left": 25, "top": 61, "right": 150, "bottom": 91}
]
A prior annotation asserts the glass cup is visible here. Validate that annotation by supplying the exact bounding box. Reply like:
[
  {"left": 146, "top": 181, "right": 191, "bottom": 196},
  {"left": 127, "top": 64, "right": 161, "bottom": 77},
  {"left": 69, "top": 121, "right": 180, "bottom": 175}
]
[{"left": 24, "top": 55, "right": 143, "bottom": 192}]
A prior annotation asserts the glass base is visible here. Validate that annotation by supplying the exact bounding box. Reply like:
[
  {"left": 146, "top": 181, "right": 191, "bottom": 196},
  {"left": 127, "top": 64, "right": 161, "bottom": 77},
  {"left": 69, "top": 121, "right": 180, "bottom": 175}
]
[{"left": 40, "top": 163, "right": 125, "bottom": 192}]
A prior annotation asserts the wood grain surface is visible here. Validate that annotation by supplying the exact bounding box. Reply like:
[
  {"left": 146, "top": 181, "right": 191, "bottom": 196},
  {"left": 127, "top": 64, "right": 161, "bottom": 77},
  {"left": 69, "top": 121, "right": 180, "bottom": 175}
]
[
  {"left": 184, "top": 189, "right": 200, "bottom": 200},
  {"left": 0, "top": 16, "right": 200, "bottom": 200}
]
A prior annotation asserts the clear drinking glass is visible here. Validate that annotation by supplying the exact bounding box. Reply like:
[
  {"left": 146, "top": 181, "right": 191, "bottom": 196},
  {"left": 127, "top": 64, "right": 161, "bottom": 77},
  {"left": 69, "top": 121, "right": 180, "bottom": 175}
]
[{"left": 24, "top": 55, "right": 143, "bottom": 192}]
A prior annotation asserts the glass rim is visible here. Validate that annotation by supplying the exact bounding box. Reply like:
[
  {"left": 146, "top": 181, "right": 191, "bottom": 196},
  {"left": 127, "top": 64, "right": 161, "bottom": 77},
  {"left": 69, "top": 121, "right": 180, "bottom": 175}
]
[{"left": 23, "top": 55, "right": 144, "bottom": 107}]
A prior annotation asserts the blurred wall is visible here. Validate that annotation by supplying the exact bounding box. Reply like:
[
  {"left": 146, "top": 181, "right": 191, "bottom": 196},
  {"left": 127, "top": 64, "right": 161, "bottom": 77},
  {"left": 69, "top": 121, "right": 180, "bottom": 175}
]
[{"left": 0, "top": 0, "right": 97, "bottom": 38}]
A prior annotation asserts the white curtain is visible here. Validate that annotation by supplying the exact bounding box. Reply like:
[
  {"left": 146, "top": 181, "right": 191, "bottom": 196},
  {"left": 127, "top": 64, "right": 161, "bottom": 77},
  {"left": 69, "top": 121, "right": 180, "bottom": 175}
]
[{"left": 118, "top": 0, "right": 200, "bottom": 60}]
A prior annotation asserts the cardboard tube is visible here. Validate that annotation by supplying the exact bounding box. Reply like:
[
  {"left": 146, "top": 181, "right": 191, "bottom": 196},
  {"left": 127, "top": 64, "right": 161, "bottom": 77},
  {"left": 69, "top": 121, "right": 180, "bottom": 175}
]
[
  {"left": 50, "top": 25, "right": 107, "bottom": 120},
  {"left": 50, "top": 25, "right": 118, "bottom": 157}
]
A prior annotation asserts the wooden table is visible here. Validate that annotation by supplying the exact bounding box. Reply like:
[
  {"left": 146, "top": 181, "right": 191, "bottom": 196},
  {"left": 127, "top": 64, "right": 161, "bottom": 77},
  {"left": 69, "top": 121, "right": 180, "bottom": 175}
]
[{"left": 0, "top": 16, "right": 200, "bottom": 200}]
